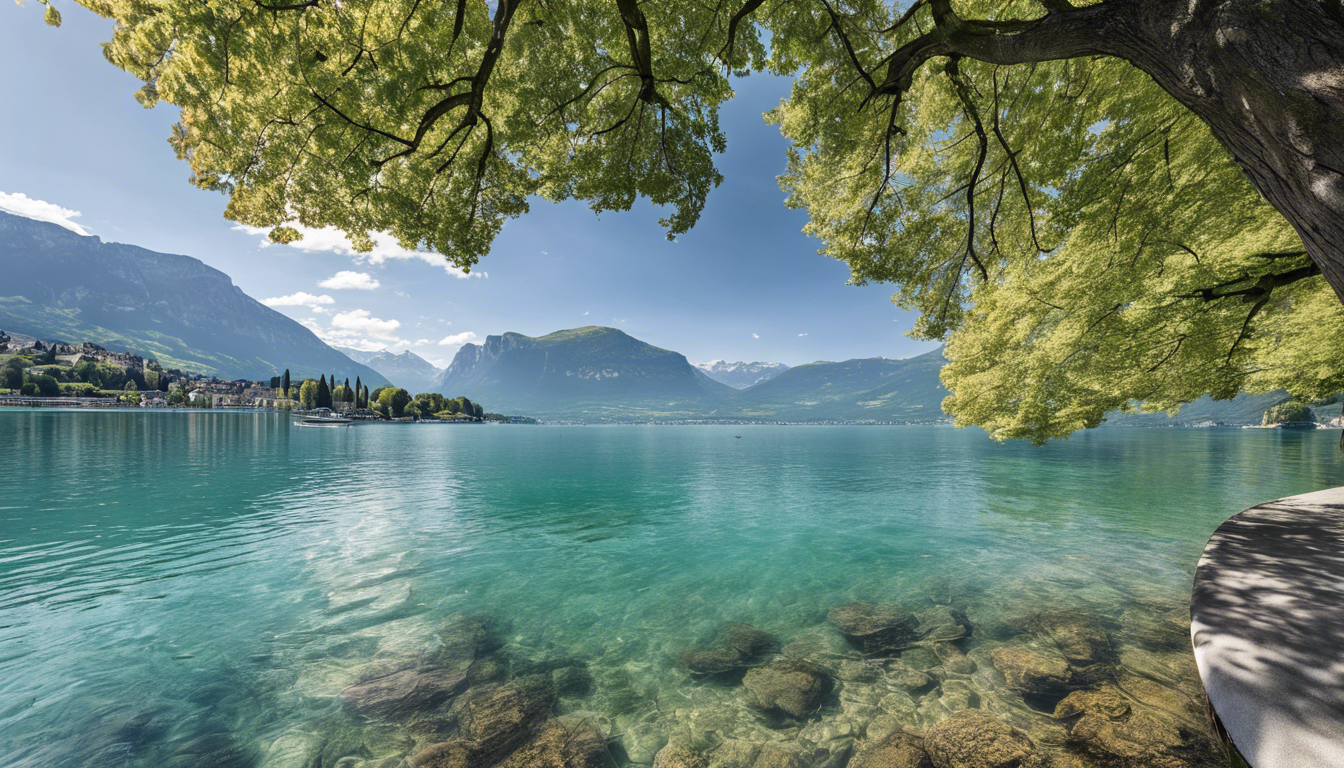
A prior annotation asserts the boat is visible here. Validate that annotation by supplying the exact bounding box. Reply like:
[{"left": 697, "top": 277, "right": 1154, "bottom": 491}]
[{"left": 294, "top": 408, "right": 354, "bottom": 427}]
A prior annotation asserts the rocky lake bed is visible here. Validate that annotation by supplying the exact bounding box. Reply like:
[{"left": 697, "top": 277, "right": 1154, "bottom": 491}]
[{"left": 163, "top": 587, "right": 1224, "bottom": 768}]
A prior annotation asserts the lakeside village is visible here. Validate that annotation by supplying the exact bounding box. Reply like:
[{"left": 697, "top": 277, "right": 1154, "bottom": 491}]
[{"left": 0, "top": 331, "right": 535, "bottom": 423}]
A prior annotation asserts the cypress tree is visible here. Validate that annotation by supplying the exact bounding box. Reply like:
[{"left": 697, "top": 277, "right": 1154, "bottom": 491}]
[
  {"left": 282, "top": 369, "right": 290, "bottom": 398},
  {"left": 355, "top": 376, "right": 362, "bottom": 408},
  {"left": 343, "top": 378, "right": 351, "bottom": 405},
  {"left": 317, "top": 375, "right": 330, "bottom": 409}
]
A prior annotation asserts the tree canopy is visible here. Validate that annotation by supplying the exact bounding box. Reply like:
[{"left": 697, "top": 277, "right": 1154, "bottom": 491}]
[{"left": 43, "top": 0, "right": 1344, "bottom": 440}]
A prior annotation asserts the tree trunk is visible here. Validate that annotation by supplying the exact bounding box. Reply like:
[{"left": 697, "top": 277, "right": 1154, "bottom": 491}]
[{"left": 1118, "top": 0, "right": 1344, "bottom": 300}]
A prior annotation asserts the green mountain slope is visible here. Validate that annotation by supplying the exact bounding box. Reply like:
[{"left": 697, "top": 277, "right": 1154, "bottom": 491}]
[
  {"left": 0, "top": 211, "right": 388, "bottom": 384},
  {"left": 435, "top": 326, "right": 738, "bottom": 418},
  {"left": 725, "top": 348, "right": 950, "bottom": 421}
]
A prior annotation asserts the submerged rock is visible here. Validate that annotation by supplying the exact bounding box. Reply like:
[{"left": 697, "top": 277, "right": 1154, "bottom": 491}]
[
  {"left": 341, "top": 664, "right": 470, "bottom": 719},
  {"left": 678, "top": 622, "right": 779, "bottom": 676},
  {"left": 495, "top": 717, "right": 608, "bottom": 768},
  {"left": 827, "top": 603, "right": 919, "bottom": 656},
  {"left": 654, "top": 743, "right": 709, "bottom": 768},
  {"left": 989, "top": 646, "right": 1073, "bottom": 703},
  {"left": 257, "top": 729, "right": 326, "bottom": 768},
  {"left": 743, "top": 658, "right": 828, "bottom": 719},
  {"left": 456, "top": 675, "right": 557, "bottom": 758},
  {"left": 722, "top": 622, "right": 779, "bottom": 657},
  {"left": 1053, "top": 686, "right": 1131, "bottom": 721},
  {"left": 932, "top": 642, "right": 976, "bottom": 676},
  {"left": 706, "top": 740, "right": 807, "bottom": 768},
  {"left": 405, "top": 740, "right": 471, "bottom": 768},
  {"left": 848, "top": 731, "right": 933, "bottom": 768},
  {"left": 437, "top": 615, "right": 504, "bottom": 663},
  {"left": 1029, "top": 612, "right": 1114, "bottom": 669},
  {"left": 923, "top": 711, "right": 1042, "bottom": 768},
  {"left": 1068, "top": 710, "right": 1190, "bottom": 767}
]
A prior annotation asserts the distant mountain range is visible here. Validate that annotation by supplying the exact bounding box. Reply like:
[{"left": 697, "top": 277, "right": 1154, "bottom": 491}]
[
  {"left": 0, "top": 211, "right": 389, "bottom": 385},
  {"left": 694, "top": 360, "right": 790, "bottom": 389},
  {"left": 431, "top": 326, "right": 948, "bottom": 421},
  {"left": 337, "top": 347, "right": 443, "bottom": 394},
  {"left": 431, "top": 325, "right": 1302, "bottom": 425},
  {"left": 728, "top": 351, "right": 949, "bottom": 422}
]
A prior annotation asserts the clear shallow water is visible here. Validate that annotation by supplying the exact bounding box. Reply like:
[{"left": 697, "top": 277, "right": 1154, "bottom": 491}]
[{"left": 1, "top": 412, "right": 1340, "bottom": 767}]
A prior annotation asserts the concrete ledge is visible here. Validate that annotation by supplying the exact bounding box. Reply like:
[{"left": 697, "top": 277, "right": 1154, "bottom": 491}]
[{"left": 1191, "top": 488, "right": 1344, "bottom": 768}]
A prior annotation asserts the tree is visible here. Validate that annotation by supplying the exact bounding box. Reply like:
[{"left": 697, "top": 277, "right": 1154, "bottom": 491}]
[
  {"left": 354, "top": 376, "right": 363, "bottom": 408},
  {"left": 1, "top": 359, "right": 23, "bottom": 390},
  {"left": 403, "top": 399, "right": 423, "bottom": 419},
  {"left": 33, "top": 374, "right": 60, "bottom": 397},
  {"left": 42, "top": 0, "right": 1344, "bottom": 440},
  {"left": 299, "top": 379, "right": 319, "bottom": 409},
  {"left": 415, "top": 392, "right": 446, "bottom": 416},
  {"left": 20, "top": 382, "right": 38, "bottom": 396},
  {"left": 282, "top": 369, "right": 291, "bottom": 398},
  {"left": 473, "top": 403, "right": 484, "bottom": 419},
  {"left": 317, "top": 375, "right": 331, "bottom": 409},
  {"left": 378, "top": 387, "right": 413, "bottom": 418},
  {"left": 1263, "top": 401, "right": 1314, "bottom": 426}
]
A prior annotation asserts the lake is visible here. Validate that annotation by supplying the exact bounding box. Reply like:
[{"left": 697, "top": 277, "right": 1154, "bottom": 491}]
[{"left": 1, "top": 411, "right": 1340, "bottom": 767}]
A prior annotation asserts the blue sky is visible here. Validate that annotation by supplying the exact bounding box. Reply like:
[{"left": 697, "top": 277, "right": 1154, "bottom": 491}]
[{"left": 0, "top": 3, "right": 937, "bottom": 368}]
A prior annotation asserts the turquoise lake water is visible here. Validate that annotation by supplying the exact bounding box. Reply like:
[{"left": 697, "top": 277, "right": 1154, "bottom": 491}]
[{"left": 1, "top": 411, "right": 1341, "bottom": 767}]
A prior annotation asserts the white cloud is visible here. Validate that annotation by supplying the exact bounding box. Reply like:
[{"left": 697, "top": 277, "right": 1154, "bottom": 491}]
[
  {"left": 752, "top": 333, "right": 760, "bottom": 339},
  {"left": 262, "top": 292, "right": 335, "bottom": 309},
  {"left": 438, "top": 331, "right": 480, "bottom": 348},
  {"left": 233, "top": 223, "right": 483, "bottom": 278},
  {"left": 318, "top": 270, "right": 381, "bottom": 290},
  {"left": 0, "top": 191, "right": 90, "bottom": 235},
  {"left": 798, "top": 332, "right": 808, "bottom": 337},
  {"left": 583, "top": 311, "right": 590, "bottom": 316},
  {"left": 331, "top": 309, "right": 402, "bottom": 341}
]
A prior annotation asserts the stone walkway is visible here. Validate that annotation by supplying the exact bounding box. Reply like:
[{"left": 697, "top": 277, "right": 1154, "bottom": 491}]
[{"left": 1191, "top": 487, "right": 1344, "bottom": 768}]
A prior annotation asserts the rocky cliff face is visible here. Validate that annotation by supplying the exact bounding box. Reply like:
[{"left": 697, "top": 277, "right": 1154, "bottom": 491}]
[{"left": 0, "top": 211, "right": 388, "bottom": 384}]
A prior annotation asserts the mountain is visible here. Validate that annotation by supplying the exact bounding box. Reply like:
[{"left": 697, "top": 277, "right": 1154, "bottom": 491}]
[
  {"left": 725, "top": 348, "right": 949, "bottom": 422},
  {"left": 0, "top": 211, "right": 389, "bottom": 385},
  {"left": 694, "top": 360, "right": 790, "bottom": 389},
  {"left": 336, "top": 347, "right": 442, "bottom": 393},
  {"left": 435, "top": 326, "right": 738, "bottom": 418}
]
